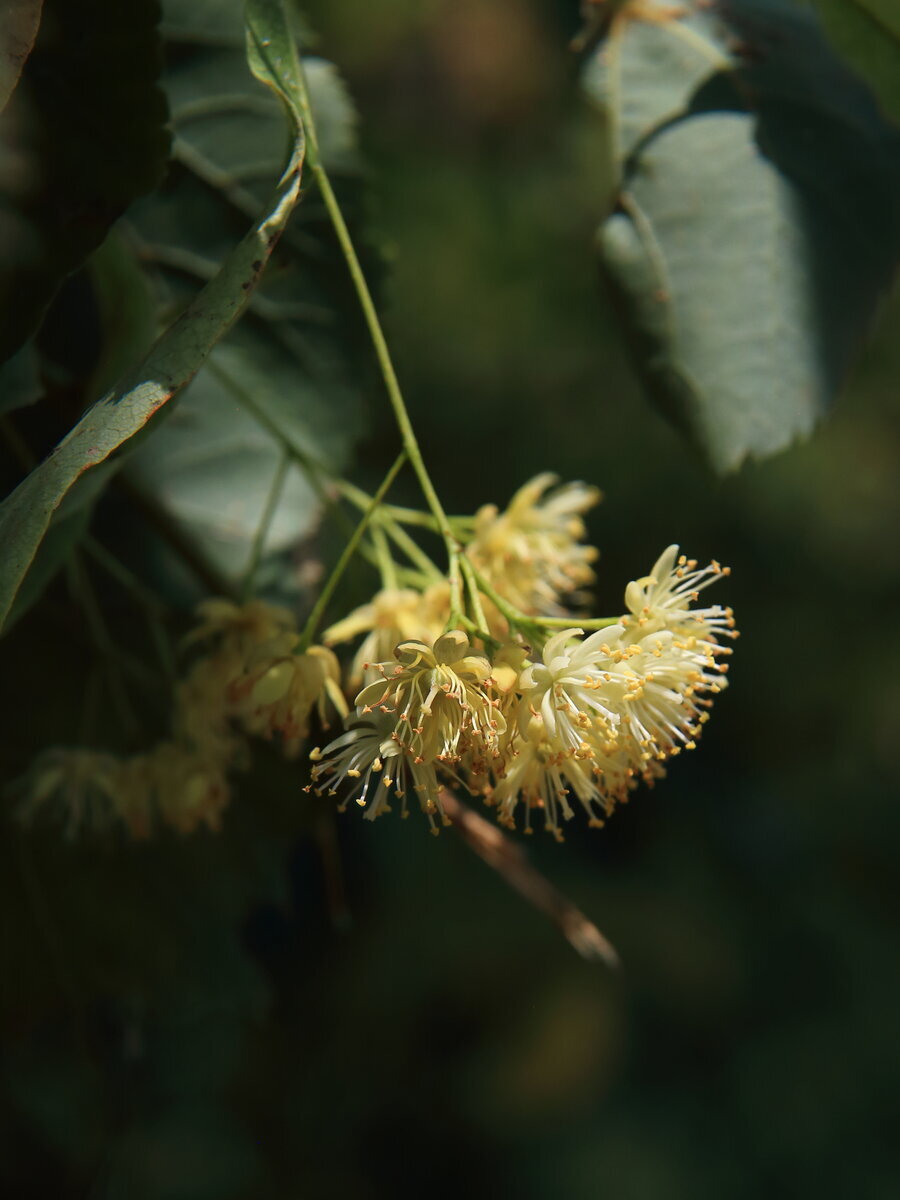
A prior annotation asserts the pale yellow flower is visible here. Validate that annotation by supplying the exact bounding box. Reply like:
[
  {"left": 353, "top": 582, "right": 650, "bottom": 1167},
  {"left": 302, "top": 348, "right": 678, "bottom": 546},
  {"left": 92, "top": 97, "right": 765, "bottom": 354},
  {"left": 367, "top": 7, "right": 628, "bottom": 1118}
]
[
  {"left": 623, "top": 545, "right": 735, "bottom": 642},
  {"left": 231, "top": 635, "right": 348, "bottom": 751},
  {"left": 18, "top": 749, "right": 123, "bottom": 838},
  {"left": 174, "top": 654, "right": 244, "bottom": 763},
  {"left": 468, "top": 473, "right": 600, "bottom": 617},
  {"left": 309, "top": 708, "right": 447, "bottom": 832},
  {"left": 610, "top": 628, "right": 728, "bottom": 763},
  {"left": 355, "top": 631, "right": 502, "bottom": 765},
  {"left": 517, "top": 625, "right": 628, "bottom": 753},
  {"left": 150, "top": 742, "right": 230, "bottom": 835},
  {"left": 186, "top": 598, "right": 297, "bottom": 654},
  {"left": 486, "top": 718, "right": 613, "bottom": 840},
  {"left": 323, "top": 583, "right": 451, "bottom": 686}
]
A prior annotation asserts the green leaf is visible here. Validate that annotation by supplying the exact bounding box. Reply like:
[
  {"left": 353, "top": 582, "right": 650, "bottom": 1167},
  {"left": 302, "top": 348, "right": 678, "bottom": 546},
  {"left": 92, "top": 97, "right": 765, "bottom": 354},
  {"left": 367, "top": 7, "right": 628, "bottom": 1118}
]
[
  {"left": 602, "top": 114, "right": 824, "bottom": 472},
  {"left": 0, "top": 0, "right": 309, "bottom": 633},
  {"left": 4, "top": 493, "right": 93, "bottom": 630},
  {"left": 0, "top": 0, "right": 170, "bottom": 362},
  {"left": 582, "top": 2, "right": 728, "bottom": 165},
  {"left": 0, "top": 0, "right": 42, "bottom": 113},
  {"left": 119, "top": 0, "right": 365, "bottom": 588},
  {"left": 125, "top": 360, "right": 323, "bottom": 583},
  {"left": 587, "top": 0, "right": 900, "bottom": 471},
  {"left": 85, "top": 231, "right": 158, "bottom": 402}
]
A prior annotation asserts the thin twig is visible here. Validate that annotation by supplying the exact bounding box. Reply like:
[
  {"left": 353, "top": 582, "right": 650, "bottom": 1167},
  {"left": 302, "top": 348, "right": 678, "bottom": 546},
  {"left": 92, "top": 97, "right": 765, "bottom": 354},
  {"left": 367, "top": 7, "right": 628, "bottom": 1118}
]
[
  {"left": 441, "top": 789, "right": 620, "bottom": 968},
  {"left": 297, "top": 451, "right": 407, "bottom": 649},
  {"left": 240, "top": 449, "right": 292, "bottom": 599}
]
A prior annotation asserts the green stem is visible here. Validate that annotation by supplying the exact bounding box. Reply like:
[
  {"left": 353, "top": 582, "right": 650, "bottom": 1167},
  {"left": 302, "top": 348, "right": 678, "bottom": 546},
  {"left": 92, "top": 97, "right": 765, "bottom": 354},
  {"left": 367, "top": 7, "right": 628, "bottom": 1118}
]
[
  {"left": 67, "top": 557, "right": 141, "bottom": 740},
  {"left": 463, "top": 558, "right": 542, "bottom": 638},
  {"left": 295, "top": 62, "right": 463, "bottom": 618},
  {"left": 459, "top": 557, "right": 494, "bottom": 645},
  {"left": 83, "top": 537, "right": 176, "bottom": 680},
  {"left": 463, "top": 558, "right": 621, "bottom": 640},
  {"left": 380, "top": 517, "right": 445, "bottom": 583},
  {"left": 371, "top": 524, "right": 398, "bottom": 590},
  {"left": 240, "top": 449, "right": 291, "bottom": 600},
  {"left": 339, "top": 483, "right": 444, "bottom": 583},
  {"left": 297, "top": 451, "right": 407, "bottom": 651},
  {"left": 538, "top": 615, "right": 622, "bottom": 631}
]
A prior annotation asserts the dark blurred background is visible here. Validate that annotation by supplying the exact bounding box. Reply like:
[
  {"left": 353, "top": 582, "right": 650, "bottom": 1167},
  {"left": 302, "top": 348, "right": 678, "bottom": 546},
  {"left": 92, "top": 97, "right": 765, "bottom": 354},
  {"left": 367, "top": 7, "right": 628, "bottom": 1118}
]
[{"left": 3, "top": 1, "right": 900, "bottom": 1196}]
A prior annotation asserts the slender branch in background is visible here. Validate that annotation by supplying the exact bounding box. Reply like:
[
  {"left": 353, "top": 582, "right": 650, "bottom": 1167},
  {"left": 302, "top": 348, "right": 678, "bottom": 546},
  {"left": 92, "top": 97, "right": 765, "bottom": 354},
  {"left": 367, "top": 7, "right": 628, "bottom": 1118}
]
[
  {"left": 293, "top": 62, "right": 464, "bottom": 621},
  {"left": 340, "top": 486, "right": 445, "bottom": 583},
  {"left": 297, "top": 451, "right": 407, "bottom": 650},
  {"left": 67, "top": 556, "right": 140, "bottom": 740},
  {"left": 240, "top": 448, "right": 292, "bottom": 600},
  {"left": 379, "top": 516, "right": 446, "bottom": 583},
  {"left": 440, "top": 790, "right": 620, "bottom": 968},
  {"left": 83, "top": 537, "right": 177, "bottom": 679}
]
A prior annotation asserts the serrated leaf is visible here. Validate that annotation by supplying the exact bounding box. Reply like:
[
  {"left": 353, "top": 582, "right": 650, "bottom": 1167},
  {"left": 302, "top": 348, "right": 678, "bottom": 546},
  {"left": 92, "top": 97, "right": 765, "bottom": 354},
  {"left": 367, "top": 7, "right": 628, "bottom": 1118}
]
[
  {"left": 0, "top": 0, "right": 42, "bottom": 113},
  {"left": 0, "top": 0, "right": 170, "bottom": 363},
  {"left": 602, "top": 114, "right": 824, "bottom": 472},
  {"left": 582, "top": 0, "right": 729, "bottom": 164},
  {"left": 0, "top": 0, "right": 309, "bottom": 632},
  {"left": 588, "top": 0, "right": 900, "bottom": 471}
]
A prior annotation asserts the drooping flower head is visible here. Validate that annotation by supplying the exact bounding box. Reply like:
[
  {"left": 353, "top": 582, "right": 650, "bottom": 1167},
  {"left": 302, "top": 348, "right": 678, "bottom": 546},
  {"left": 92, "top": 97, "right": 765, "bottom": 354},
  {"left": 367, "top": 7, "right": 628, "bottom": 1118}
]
[
  {"left": 517, "top": 625, "right": 628, "bottom": 754},
  {"left": 623, "top": 545, "right": 735, "bottom": 642},
  {"left": 150, "top": 742, "right": 231, "bottom": 835},
  {"left": 468, "top": 473, "right": 600, "bottom": 618},
  {"left": 355, "top": 631, "right": 503, "bottom": 764},
  {"left": 309, "top": 708, "right": 447, "bottom": 832},
  {"left": 486, "top": 716, "right": 615, "bottom": 840},
  {"left": 17, "top": 749, "right": 129, "bottom": 838},
  {"left": 231, "top": 634, "right": 347, "bottom": 753},
  {"left": 185, "top": 598, "right": 297, "bottom": 668}
]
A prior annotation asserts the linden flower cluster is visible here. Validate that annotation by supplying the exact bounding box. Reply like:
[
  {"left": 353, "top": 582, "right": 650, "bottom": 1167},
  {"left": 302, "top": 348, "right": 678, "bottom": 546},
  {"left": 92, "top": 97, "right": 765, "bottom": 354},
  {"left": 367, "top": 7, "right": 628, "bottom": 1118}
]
[
  {"left": 311, "top": 478, "right": 737, "bottom": 839},
  {"left": 322, "top": 474, "right": 602, "bottom": 682},
  {"left": 20, "top": 600, "right": 346, "bottom": 838},
  {"left": 19, "top": 474, "right": 736, "bottom": 843}
]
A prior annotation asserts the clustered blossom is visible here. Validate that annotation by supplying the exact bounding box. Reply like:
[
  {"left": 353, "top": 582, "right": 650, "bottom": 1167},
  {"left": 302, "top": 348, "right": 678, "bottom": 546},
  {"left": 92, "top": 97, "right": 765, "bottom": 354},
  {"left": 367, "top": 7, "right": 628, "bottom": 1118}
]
[
  {"left": 19, "top": 474, "right": 737, "bottom": 843},
  {"left": 20, "top": 599, "right": 344, "bottom": 838},
  {"left": 311, "top": 536, "right": 735, "bottom": 839},
  {"left": 322, "top": 473, "right": 600, "bottom": 657}
]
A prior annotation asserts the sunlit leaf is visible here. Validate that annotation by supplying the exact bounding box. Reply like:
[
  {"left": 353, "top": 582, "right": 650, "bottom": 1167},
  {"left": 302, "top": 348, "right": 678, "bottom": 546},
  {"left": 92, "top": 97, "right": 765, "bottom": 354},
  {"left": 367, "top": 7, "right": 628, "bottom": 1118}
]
[
  {"left": 602, "top": 114, "right": 824, "bottom": 472},
  {"left": 586, "top": 0, "right": 900, "bottom": 471}
]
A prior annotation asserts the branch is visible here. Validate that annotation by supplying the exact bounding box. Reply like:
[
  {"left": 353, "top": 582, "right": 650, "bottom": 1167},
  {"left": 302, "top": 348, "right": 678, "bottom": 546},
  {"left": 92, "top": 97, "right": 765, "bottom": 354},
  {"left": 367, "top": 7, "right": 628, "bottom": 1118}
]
[{"left": 441, "top": 789, "right": 620, "bottom": 968}]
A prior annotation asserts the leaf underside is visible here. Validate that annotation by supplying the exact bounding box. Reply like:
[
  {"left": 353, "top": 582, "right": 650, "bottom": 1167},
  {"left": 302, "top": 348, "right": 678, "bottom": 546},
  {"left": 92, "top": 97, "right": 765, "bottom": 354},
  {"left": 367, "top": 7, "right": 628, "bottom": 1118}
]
[{"left": 585, "top": 0, "right": 900, "bottom": 472}]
